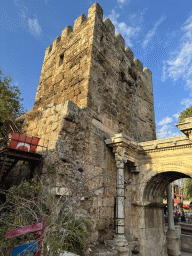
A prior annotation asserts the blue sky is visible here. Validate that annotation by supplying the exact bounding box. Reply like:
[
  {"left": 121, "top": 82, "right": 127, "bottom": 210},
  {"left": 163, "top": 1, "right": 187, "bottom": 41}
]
[{"left": 1, "top": 0, "right": 192, "bottom": 140}]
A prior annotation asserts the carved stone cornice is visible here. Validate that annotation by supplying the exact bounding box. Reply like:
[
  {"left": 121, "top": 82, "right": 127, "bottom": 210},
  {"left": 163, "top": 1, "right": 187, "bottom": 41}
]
[
  {"left": 139, "top": 135, "right": 192, "bottom": 153},
  {"left": 105, "top": 133, "right": 140, "bottom": 166},
  {"left": 105, "top": 133, "right": 141, "bottom": 152},
  {"left": 176, "top": 117, "right": 192, "bottom": 140},
  {"left": 131, "top": 201, "right": 165, "bottom": 208}
]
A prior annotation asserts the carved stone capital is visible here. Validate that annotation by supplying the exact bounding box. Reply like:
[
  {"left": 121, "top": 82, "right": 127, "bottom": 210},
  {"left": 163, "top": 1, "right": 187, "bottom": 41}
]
[{"left": 113, "top": 146, "right": 128, "bottom": 168}]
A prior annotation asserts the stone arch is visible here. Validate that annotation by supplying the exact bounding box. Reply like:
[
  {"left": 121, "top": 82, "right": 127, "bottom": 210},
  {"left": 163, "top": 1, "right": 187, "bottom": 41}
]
[
  {"left": 141, "top": 166, "right": 192, "bottom": 202},
  {"left": 135, "top": 168, "right": 192, "bottom": 256}
]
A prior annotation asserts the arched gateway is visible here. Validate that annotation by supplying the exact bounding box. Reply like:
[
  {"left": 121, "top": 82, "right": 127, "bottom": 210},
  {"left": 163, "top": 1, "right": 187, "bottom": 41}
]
[{"left": 105, "top": 118, "right": 192, "bottom": 256}]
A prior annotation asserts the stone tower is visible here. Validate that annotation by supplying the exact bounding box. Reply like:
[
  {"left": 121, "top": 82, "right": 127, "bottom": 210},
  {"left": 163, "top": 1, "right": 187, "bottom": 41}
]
[
  {"left": 13, "top": 3, "right": 160, "bottom": 254},
  {"left": 34, "top": 2, "right": 156, "bottom": 143}
]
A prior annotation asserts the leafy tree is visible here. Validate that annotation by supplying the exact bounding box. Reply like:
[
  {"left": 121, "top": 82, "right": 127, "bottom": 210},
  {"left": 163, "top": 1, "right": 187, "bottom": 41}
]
[
  {"left": 184, "top": 178, "right": 192, "bottom": 201},
  {"left": 0, "top": 70, "right": 26, "bottom": 130},
  {"left": 178, "top": 105, "right": 192, "bottom": 123}
]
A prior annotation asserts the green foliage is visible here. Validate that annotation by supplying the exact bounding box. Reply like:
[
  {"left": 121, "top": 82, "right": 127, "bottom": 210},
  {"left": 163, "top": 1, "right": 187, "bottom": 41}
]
[
  {"left": 0, "top": 71, "right": 26, "bottom": 125},
  {"left": 178, "top": 202, "right": 183, "bottom": 208},
  {"left": 0, "top": 178, "right": 90, "bottom": 256},
  {"left": 178, "top": 105, "right": 192, "bottom": 123},
  {"left": 184, "top": 178, "right": 192, "bottom": 200},
  {"left": 47, "top": 163, "right": 59, "bottom": 175},
  {"left": 47, "top": 215, "right": 89, "bottom": 256},
  {"left": 0, "top": 181, "right": 40, "bottom": 256}
]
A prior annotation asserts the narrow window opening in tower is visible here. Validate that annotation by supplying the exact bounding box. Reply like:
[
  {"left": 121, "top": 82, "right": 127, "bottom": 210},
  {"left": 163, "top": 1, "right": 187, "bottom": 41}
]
[{"left": 59, "top": 54, "right": 64, "bottom": 66}]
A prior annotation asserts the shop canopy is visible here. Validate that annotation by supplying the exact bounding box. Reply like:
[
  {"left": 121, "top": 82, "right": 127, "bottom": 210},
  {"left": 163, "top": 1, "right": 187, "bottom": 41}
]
[
  {"left": 177, "top": 194, "right": 184, "bottom": 198},
  {"left": 174, "top": 198, "right": 180, "bottom": 204}
]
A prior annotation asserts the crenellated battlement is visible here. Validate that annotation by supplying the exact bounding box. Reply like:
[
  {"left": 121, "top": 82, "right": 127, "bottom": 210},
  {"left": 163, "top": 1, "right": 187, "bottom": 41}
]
[
  {"left": 43, "top": 2, "right": 147, "bottom": 76},
  {"left": 74, "top": 14, "right": 87, "bottom": 30},
  {"left": 34, "top": 2, "right": 156, "bottom": 142},
  {"left": 43, "top": 2, "right": 102, "bottom": 59}
]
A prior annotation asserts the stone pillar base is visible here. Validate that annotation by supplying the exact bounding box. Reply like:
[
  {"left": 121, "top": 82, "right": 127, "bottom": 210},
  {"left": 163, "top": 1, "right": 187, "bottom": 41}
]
[
  {"left": 105, "top": 234, "right": 131, "bottom": 256},
  {"left": 166, "top": 229, "right": 181, "bottom": 256}
]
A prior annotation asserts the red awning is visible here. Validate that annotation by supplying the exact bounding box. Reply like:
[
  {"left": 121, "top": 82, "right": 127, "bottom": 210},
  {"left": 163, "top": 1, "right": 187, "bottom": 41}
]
[
  {"left": 9, "top": 132, "right": 40, "bottom": 153},
  {"left": 183, "top": 204, "right": 190, "bottom": 208},
  {"left": 177, "top": 194, "right": 184, "bottom": 198},
  {"left": 174, "top": 199, "right": 180, "bottom": 204}
]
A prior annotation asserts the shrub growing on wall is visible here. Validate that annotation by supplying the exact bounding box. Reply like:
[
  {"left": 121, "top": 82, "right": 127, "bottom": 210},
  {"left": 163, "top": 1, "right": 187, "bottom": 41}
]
[{"left": 0, "top": 177, "right": 90, "bottom": 256}]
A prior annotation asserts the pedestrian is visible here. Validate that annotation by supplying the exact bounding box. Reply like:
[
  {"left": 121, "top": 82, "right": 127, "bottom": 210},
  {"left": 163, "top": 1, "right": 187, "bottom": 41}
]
[
  {"left": 181, "top": 211, "right": 186, "bottom": 222},
  {"left": 175, "top": 211, "right": 179, "bottom": 224}
]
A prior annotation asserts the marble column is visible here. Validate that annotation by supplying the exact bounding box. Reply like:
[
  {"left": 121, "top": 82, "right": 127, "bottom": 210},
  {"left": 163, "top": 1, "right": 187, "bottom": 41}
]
[
  {"left": 167, "top": 184, "right": 175, "bottom": 230},
  {"left": 105, "top": 134, "right": 138, "bottom": 256},
  {"left": 116, "top": 159, "right": 125, "bottom": 235}
]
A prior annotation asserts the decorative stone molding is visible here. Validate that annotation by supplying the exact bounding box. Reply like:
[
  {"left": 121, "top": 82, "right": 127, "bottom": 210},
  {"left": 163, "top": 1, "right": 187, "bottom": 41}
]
[
  {"left": 105, "top": 133, "right": 140, "bottom": 162},
  {"left": 131, "top": 201, "right": 165, "bottom": 208},
  {"left": 139, "top": 135, "right": 192, "bottom": 153},
  {"left": 176, "top": 117, "right": 192, "bottom": 141},
  {"left": 105, "top": 133, "right": 139, "bottom": 256},
  {"left": 113, "top": 146, "right": 128, "bottom": 168}
]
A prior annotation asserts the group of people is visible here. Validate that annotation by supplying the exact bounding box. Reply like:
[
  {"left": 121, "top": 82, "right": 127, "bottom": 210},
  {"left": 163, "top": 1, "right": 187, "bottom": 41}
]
[
  {"left": 174, "top": 210, "right": 192, "bottom": 224},
  {"left": 164, "top": 208, "right": 192, "bottom": 224},
  {"left": 174, "top": 211, "right": 182, "bottom": 224}
]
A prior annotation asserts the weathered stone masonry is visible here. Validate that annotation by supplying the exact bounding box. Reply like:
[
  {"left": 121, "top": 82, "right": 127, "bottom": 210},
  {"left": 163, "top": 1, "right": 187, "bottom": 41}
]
[
  {"left": 34, "top": 2, "right": 156, "bottom": 143},
  {"left": 14, "top": 2, "right": 192, "bottom": 256},
  {"left": 16, "top": 2, "right": 156, "bottom": 254}
]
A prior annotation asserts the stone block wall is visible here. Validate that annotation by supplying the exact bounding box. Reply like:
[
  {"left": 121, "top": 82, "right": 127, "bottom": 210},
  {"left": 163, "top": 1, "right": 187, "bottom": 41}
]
[
  {"left": 34, "top": 5, "right": 97, "bottom": 110},
  {"left": 17, "top": 100, "right": 117, "bottom": 243},
  {"left": 89, "top": 14, "right": 156, "bottom": 142},
  {"left": 181, "top": 234, "right": 192, "bottom": 253},
  {"left": 14, "top": 1, "right": 159, "bottom": 251},
  {"left": 0, "top": 160, "right": 33, "bottom": 192},
  {"left": 33, "top": 2, "right": 156, "bottom": 143}
]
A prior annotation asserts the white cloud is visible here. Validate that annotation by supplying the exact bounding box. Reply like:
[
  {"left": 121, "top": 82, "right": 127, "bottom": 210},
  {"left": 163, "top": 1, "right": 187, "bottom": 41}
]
[
  {"left": 173, "top": 112, "right": 180, "bottom": 120},
  {"left": 156, "top": 124, "right": 182, "bottom": 139},
  {"left": 108, "top": 9, "right": 140, "bottom": 47},
  {"left": 117, "top": 0, "right": 128, "bottom": 8},
  {"left": 157, "top": 116, "right": 173, "bottom": 126},
  {"left": 162, "top": 14, "right": 192, "bottom": 93},
  {"left": 19, "top": 9, "right": 27, "bottom": 20},
  {"left": 181, "top": 98, "right": 192, "bottom": 108},
  {"left": 13, "top": 0, "right": 20, "bottom": 6},
  {"left": 142, "top": 15, "right": 166, "bottom": 48},
  {"left": 14, "top": 1, "right": 42, "bottom": 37},
  {"left": 117, "top": 0, "right": 126, "bottom": 3},
  {"left": 28, "top": 17, "right": 42, "bottom": 36},
  {"left": 128, "top": 8, "right": 147, "bottom": 27}
]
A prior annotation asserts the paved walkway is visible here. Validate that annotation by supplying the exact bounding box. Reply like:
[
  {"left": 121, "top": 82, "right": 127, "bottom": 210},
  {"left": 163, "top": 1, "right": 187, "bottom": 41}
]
[{"left": 182, "top": 252, "right": 192, "bottom": 256}]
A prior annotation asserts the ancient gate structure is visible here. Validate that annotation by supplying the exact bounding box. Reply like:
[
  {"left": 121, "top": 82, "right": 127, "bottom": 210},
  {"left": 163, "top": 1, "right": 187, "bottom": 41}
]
[
  {"left": 13, "top": 2, "right": 192, "bottom": 256},
  {"left": 105, "top": 119, "right": 192, "bottom": 256}
]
